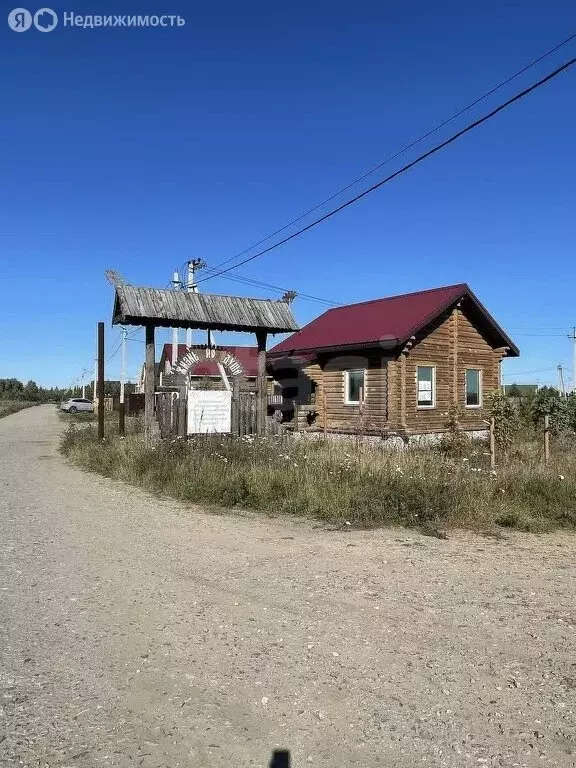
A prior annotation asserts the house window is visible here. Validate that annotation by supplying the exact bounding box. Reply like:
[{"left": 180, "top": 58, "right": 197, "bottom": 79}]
[
  {"left": 344, "top": 369, "right": 365, "bottom": 405},
  {"left": 465, "top": 368, "right": 482, "bottom": 408},
  {"left": 417, "top": 366, "right": 435, "bottom": 408}
]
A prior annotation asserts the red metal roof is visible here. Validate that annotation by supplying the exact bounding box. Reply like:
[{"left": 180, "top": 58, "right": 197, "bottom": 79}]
[
  {"left": 269, "top": 284, "right": 519, "bottom": 357},
  {"left": 160, "top": 344, "right": 260, "bottom": 377}
]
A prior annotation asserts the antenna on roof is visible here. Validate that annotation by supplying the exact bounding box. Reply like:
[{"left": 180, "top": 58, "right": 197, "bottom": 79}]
[
  {"left": 280, "top": 290, "right": 297, "bottom": 305},
  {"left": 105, "top": 269, "right": 126, "bottom": 288}
]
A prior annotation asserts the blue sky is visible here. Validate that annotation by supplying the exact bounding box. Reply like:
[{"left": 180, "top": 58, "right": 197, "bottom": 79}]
[{"left": 1, "top": 0, "right": 575, "bottom": 388}]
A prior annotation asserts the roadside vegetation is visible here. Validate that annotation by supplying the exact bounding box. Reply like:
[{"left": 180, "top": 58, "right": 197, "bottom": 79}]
[
  {"left": 60, "top": 388, "right": 576, "bottom": 535},
  {"left": 58, "top": 409, "right": 98, "bottom": 423},
  {"left": 0, "top": 401, "right": 39, "bottom": 419}
]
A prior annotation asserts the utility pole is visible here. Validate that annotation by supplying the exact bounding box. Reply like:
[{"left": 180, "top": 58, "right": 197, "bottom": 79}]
[
  {"left": 120, "top": 328, "right": 127, "bottom": 404},
  {"left": 119, "top": 327, "right": 127, "bottom": 436},
  {"left": 171, "top": 269, "right": 181, "bottom": 369},
  {"left": 558, "top": 364, "right": 566, "bottom": 399},
  {"left": 185, "top": 259, "right": 206, "bottom": 347},
  {"left": 572, "top": 327, "right": 576, "bottom": 394},
  {"left": 144, "top": 323, "right": 155, "bottom": 447},
  {"left": 82, "top": 382, "right": 86, "bottom": 399},
  {"left": 93, "top": 356, "right": 98, "bottom": 404},
  {"left": 97, "top": 321, "right": 105, "bottom": 440}
]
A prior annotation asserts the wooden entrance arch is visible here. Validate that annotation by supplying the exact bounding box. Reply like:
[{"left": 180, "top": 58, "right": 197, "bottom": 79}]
[
  {"left": 173, "top": 345, "right": 247, "bottom": 386},
  {"left": 109, "top": 276, "right": 299, "bottom": 444}
]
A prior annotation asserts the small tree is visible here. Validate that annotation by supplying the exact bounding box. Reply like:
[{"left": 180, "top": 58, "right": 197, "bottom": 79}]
[
  {"left": 566, "top": 393, "right": 576, "bottom": 434},
  {"left": 23, "top": 380, "right": 40, "bottom": 401},
  {"left": 439, "top": 404, "right": 469, "bottom": 457},
  {"left": 530, "top": 387, "right": 569, "bottom": 435},
  {"left": 488, "top": 391, "right": 520, "bottom": 454}
]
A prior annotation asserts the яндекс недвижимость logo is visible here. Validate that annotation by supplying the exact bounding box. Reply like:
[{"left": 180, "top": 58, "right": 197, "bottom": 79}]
[
  {"left": 8, "top": 7, "right": 58, "bottom": 31},
  {"left": 8, "top": 8, "right": 185, "bottom": 30}
]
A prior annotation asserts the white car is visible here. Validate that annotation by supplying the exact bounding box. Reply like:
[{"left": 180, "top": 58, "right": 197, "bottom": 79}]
[{"left": 60, "top": 397, "right": 94, "bottom": 414}]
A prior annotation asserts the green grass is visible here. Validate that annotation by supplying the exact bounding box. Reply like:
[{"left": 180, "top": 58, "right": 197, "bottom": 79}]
[
  {"left": 58, "top": 409, "right": 98, "bottom": 423},
  {"left": 0, "top": 401, "right": 38, "bottom": 419},
  {"left": 59, "top": 426, "right": 576, "bottom": 534}
]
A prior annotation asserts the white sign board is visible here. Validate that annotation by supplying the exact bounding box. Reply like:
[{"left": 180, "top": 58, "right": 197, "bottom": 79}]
[{"left": 188, "top": 390, "right": 232, "bottom": 434}]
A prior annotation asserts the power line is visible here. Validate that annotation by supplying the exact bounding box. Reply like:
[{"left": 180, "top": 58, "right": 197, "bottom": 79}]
[
  {"left": 502, "top": 367, "right": 558, "bottom": 377},
  {"left": 104, "top": 327, "right": 132, "bottom": 364},
  {"left": 204, "top": 268, "right": 340, "bottom": 306},
  {"left": 199, "top": 56, "right": 576, "bottom": 285},
  {"left": 506, "top": 326, "right": 570, "bottom": 331},
  {"left": 169, "top": 260, "right": 341, "bottom": 307},
  {"left": 198, "top": 34, "right": 576, "bottom": 284},
  {"left": 509, "top": 332, "right": 568, "bottom": 337},
  {"left": 105, "top": 341, "right": 123, "bottom": 363}
]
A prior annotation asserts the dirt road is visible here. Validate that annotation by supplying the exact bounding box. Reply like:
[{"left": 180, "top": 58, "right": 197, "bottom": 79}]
[{"left": 1, "top": 406, "right": 575, "bottom": 767}]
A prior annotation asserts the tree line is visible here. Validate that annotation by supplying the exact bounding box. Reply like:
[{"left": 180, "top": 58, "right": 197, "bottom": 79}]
[
  {"left": 0, "top": 378, "right": 136, "bottom": 403},
  {"left": 0, "top": 378, "right": 67, "bottom": 402}
]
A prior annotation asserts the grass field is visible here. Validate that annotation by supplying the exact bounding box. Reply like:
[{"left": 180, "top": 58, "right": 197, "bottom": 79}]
[{"left": 60, "top": 424, "right": 576, "bottom": 535}]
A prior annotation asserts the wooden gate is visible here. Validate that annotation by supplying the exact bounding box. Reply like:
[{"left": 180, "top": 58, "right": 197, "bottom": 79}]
[
  {"left": 156, "top": 389, "right": 283, "bottom": 438},
  {"left": 156, "top": 391, "right": 181, "bottom": 439},
  {"left": 231, "top": 392, "right": 257, "bottom": 436}
]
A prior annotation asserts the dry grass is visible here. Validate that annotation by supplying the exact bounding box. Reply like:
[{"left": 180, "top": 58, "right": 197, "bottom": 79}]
[
  {"left": 0, "top": 401, "right": 38, "bottom": 419},
  {"left": 59, "top": 427, "right": 576, "bottom": 535}
]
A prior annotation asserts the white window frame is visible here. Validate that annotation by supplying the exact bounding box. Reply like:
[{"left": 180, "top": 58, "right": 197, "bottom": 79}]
[
  {"left": 416, "top": 365, "right": 436, "bottom": 409},
  {"left": 344, "top": 369, "right": 366, "bottom": 406},
  {"left": 465, "top": 368, "right": 483, "bottom": 409}
]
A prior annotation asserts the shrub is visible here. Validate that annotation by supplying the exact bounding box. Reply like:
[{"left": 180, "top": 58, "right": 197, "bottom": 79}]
[
  {"left": 439, "top": 405, "right": 470, "bottom": 458},
  {"left": 488, "top": 391, "right": 521, "bottom": 454}
]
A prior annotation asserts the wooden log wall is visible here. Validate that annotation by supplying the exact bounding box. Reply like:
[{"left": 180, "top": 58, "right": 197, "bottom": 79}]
[
  {"left": 400, "top": 306, "right": 503, "bottom": 433},
  {"left": 306, "top": 351, "right": 389, "bottom": 432}
]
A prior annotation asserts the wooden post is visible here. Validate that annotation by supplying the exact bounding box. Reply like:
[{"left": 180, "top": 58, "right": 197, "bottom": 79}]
[
  {"left": 322, "top": 388, "right": 327, "bottom": 439},
  {"left": 256, "top": 330, "right": 267, "bottom": 437},
  {"left": 544, "top": 414, "right": 550, "bottom": 464},
  {"left": 358, "top": 385, "right": 365, "bottom": 434},
  {"left": 231, "top": 377, "right": 240, "bottom": 436},
  {"left": 489, "top": 416, "right": 496, "bottom": 470},
  {"left": 178, "top": 383, "right": 187, "bottom": 438},
  {"left": 144, "top": 322, "right": 155, "bottom": 446},
  {"left": 118, "top": 399, "right": 125, "bottom": 437},
  {"left": 239, "top": 392, "right": 246, "bottom": 436},
  {"left": 97, "top": 321, "right": 105, "bottom": 440}
]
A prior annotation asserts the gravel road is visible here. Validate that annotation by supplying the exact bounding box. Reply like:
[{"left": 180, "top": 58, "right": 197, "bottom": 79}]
[{"left": 1, "top": 405, "right": 575, "bottom": 767}]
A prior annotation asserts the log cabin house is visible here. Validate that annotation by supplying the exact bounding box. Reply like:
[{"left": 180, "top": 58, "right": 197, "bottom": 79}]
[{"left": 268, "top": 284, "right": 519, "bottom": 439}]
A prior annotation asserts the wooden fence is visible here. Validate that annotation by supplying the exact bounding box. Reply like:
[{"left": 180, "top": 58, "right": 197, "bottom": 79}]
[
  {"left": 231, "top": 392, "right": 284, "bottom": 436},
  {"left": 156, "top": 389, "right": 284, "bottom": 439},
  {"left": 156, "top": 391, "right": 181, "bottom": 439}
]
